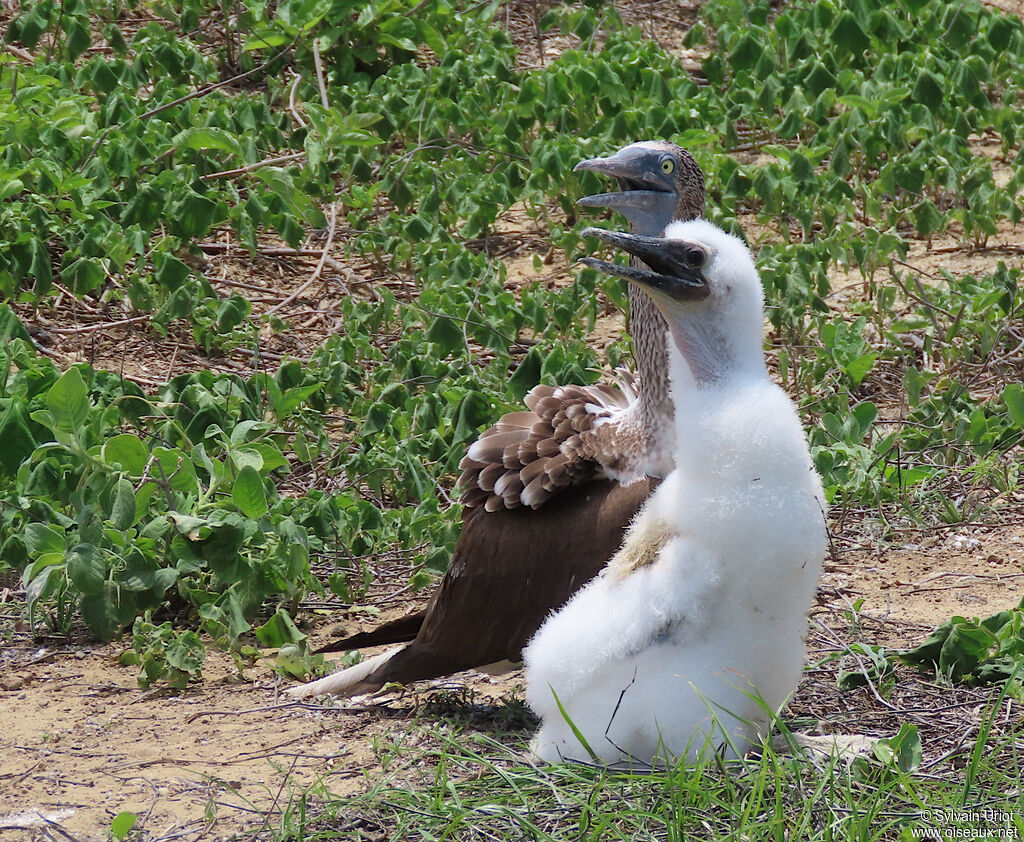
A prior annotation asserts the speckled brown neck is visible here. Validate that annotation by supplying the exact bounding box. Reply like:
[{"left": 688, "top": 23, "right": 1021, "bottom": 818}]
[
  {"left": 626, "top": 146, "right": 705, "bottom": 455},
  {"left": 628, "top": 279, "right": 673, "bottom": 442}
]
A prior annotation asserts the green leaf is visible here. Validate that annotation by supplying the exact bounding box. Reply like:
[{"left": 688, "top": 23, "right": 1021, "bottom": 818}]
[
  {"left": 172, "top": 127, "right": 244, "bottom": 157},
  {"left": 940, "top": 621, "right": 996, "bottom": 680},
  {"left": 987, "top": 16, "right": 1013, "bottom": 50},
  {"left": 134, "top": 482, "right": 159, "bottom": 524},
  {"left": 1003, "top": 384, "right": 1024, "bottom": 428},
  {"left": 215, "top": 293, "right": 249, "bottom": 331},
  {"left": 912, "top": 199, "right": 944, "bottom": 239},
  {"left": 61, "top": 258, "right": 106, "bottom": 295},
  {"left": 243, "top": 30, "right": 292, "bottom": 50},
  {"left": 176, "top": 192, "right": 222, "bottom": 239},
  {"left": 230, "top": 447, "right": 264, "bottom": 473},
  {"left": 831, "top": 11, "right": 870, "bottom": 55},
  {"left": 0, "top": 304, "right": 32, "bottom": 343},
  {"left": 901, "top": 621, "right": 952, "bottom": 666},
  {"left": 790, "top": 152, "right": 815, "bottom": 183},
  {"left": 103, "top": 434, "right": 150, "bottom": 474},
  {"left": 912, "top": 68, "right": 943, "bottom": 109},
  {"left": 168, "top": 512, "right": 211, "bottom": 541},
  {"left": 26, "top": 564, "right": 62, "bottom": 614},
  {"left": 165, "top": 630, "right": 205, "bottom": 672},
  {"left": 46, "top": 367, "right": 90, "bottom": 434},
  {"left": 255, "top": 608, "right": 307, "bottom": 647},
  {"left": 425, "top": 314, "right": 465, "bottom": 354},
  {"left": 67, "top": 543, "right": 106, "bottom": 596},
  {"left": 110, "top": 812, "right": 137, "bottom": 840},
  {"left": 275, "top": 382, "right": 324, "bottom": 418},
  {"left": 378, "top": 16, "right": 418, "bottom": 51},
  {"left": 728, "top": 32, "right": 764, "bottom": 72},
  {"left": 153, "top": 448, "right": 199, "bottom": 493},
  {"left": 453, "top": 390, "right": 491, "bottom": 442},
  {"left": 0, "top": 179, "right": 25, "bottom": 201},
  {"left": 110, "top": 479, "right": 137, "bottom": 530},
  {"left": 245, "top": 442, "right": 289, "bottom": 472},
  {"left": 844, "top": 353, "right": 877, "bottom": 386},
  {"left": 153, "top": 254, "right": 191, "bottom": 291},
  {"left": 508, "top": 346, "right": 543, "bottom": 401},
  {"left": 80, "top": 581, "right": 136, "bottom": 641},
  {"left": 232, "top": 465, "right": 268, "bottom": 518},
  {"left": 118, "top": 553, "right": 178, "bottom": 593},
  {"left": 875, "top": 723, "right": 922, "bottom": 774},
  {"left": 0, "top": 402, "right": 37, "bottom": 476},
  {"left": 25, "top": 523, "right": 67, "bottom": 556},
  {"left": 273, "top": 644, "right": 326, "bottom": 680},
  {"left": 65, "top": 21, "right": 91, "bottom": 60},
  {"left": 29, "top": 238, "right": 53, "bottom": 294}
]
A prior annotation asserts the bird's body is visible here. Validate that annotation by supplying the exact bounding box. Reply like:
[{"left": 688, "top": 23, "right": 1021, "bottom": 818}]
[
  {"left": 525, "top": 220, "right": 826, "bottom": 765},
  {"left": 289, "top": 478, "right": 653, "bottom": 697},
  {"left": 288, "top": 143, "right": 705, "bottom": 700}
]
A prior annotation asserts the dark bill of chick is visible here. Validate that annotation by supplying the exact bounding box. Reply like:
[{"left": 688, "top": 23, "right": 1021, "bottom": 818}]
[{"left": 524, "top": 220, "right": 827, "bottom": 766}]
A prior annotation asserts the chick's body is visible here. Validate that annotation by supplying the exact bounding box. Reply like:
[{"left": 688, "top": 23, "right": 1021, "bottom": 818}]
[{"left": 524, "top": 222, "right": 826, "bottom": 765}]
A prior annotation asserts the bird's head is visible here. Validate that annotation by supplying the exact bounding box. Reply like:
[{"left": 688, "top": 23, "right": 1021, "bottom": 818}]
[
  {"left": 581, "top": 219, "right": 765, "bottom": 386},
  {"left": 574, "top": 141, "right": 705, "bottom": 236}
]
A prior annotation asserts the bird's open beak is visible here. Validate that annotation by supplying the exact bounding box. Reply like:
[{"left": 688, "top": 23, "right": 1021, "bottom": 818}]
[
  {"left": 579, "top": 227, "right": 710, "bottom": 302},
  {"left": 574, "top": 146, "right": 678, "bottom": 236}
]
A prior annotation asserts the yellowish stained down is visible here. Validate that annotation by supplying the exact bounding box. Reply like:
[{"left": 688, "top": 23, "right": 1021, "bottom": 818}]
[{"left": 606, "top": 514, "right": 680, "bottom": 579}]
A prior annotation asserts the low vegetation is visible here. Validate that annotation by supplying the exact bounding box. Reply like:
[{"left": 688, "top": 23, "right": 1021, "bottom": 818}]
[{"left": 2, "top": 0, "right": 1024, "bottom": 835}]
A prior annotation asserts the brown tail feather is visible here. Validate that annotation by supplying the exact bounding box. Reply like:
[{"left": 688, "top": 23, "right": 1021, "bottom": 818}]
[{"left": 314, "top": 610, "right": 425, "bottom": 653}]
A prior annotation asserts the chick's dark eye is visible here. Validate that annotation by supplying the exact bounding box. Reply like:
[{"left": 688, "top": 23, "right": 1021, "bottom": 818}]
[{"left": 685, "top": 247, "right": 705, "bottom": 267}]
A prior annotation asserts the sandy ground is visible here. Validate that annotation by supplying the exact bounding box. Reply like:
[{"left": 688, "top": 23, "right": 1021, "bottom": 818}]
[{"left": 2, "top": 519, "right": 1023, "bottom": 840}]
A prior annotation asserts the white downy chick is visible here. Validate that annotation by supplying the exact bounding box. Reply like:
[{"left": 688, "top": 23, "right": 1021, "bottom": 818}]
[{"left": 524, "top": 219, "right": 826, "bottom": 765}]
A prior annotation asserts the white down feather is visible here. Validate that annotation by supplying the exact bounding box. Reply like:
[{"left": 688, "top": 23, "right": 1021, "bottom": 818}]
[{"left": 523, "top": 221, "right": 826, "bottom": 765}]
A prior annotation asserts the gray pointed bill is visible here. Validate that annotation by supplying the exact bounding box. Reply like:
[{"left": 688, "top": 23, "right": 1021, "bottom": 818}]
[
  {"left": 574, "top": 145, "right": 679, "bottom": 237},
  {"left": 580, "top": 227, "right": 709, "bottom": 302}
]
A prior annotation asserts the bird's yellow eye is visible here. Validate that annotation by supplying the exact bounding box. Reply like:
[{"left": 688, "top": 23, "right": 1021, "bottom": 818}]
[{"left": 661, "top": 158, "right": 675, "bottom": 174}]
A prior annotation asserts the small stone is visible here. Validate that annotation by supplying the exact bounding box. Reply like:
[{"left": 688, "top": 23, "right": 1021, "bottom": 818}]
[
  {"left": 74, "top": 650, "right": 87, "bottom": 660},
  {"left": 1, "top": 675, "right": 24, "bottom": 691}
]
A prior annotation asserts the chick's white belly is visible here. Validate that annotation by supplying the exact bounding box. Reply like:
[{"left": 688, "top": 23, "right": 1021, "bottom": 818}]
[
  {"left": 524, "top": 475, "right": 823, "bottom": 766},
  {"left": 528, "top": 612, "right": 806, "bottom": 765}
]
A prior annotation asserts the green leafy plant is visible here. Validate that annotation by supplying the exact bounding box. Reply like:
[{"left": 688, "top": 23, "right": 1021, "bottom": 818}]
[
  {"left": 852, "top": 723, "right": 923, "bottom": 782},
  {"left": 901, "top": 597, "right": 1024, "bottom": 688},
  {"left": 4, "top": 0, "right": 1024, "bottom": 687},
  {"left": 120, "top": 616, "right": 205, "bottom": 688}
]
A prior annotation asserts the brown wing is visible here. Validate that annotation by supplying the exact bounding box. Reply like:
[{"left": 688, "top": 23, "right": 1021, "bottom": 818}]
[
  {"left": 353, "top": 477, "right": 656, "bottom": 689},
  {"left": 457, "top": 376, "right": 639, "bottom": 511}
]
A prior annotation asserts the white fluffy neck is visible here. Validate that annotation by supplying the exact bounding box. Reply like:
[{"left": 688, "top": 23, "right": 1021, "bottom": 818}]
[
  {"left": 667, "top": 326, "right": 771, "bottom": 476},
  {"left": 667, "top": 311, "right": 766, "bottom": 390}
]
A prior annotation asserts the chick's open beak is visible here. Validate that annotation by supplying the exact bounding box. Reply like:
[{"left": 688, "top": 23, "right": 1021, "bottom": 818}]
[{"left": 579, "top": 227, "right": 710, "bottom": 302}]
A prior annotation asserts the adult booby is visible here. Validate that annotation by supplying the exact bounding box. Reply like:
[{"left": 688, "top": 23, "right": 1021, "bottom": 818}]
[
  {"left": 525, "top": 220, "right": 827, "bottom": 764},
  {"left": 287, "top": 143, "right": 705, "bottom": 700},
  {"left": 459, "top": 141, "right": 705, "bottom": 509}
]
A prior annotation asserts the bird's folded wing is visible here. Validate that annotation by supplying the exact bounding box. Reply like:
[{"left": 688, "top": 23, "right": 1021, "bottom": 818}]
[{"left": 457, "top": 371, "right": 643, "bottom": 511}]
